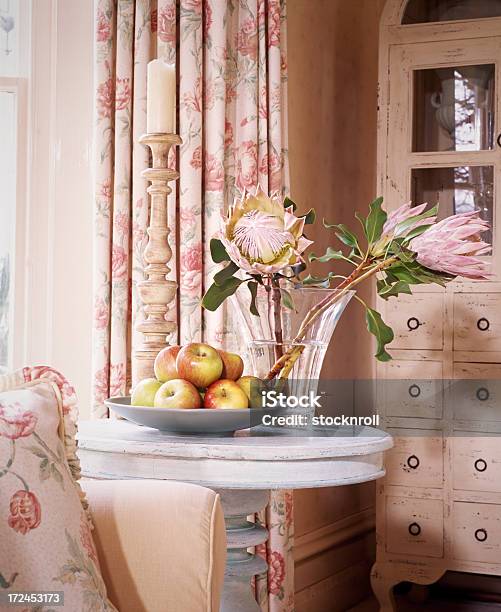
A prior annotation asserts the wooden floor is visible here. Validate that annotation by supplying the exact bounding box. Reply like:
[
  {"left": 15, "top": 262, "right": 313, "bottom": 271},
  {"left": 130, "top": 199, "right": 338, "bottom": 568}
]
[{"left": 350, "top": 596, "right": 501, "bottom": 611}]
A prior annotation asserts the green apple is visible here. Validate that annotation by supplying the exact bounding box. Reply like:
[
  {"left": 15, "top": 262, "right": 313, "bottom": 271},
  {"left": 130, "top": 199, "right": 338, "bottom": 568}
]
[
  {"left": 131, "top": 378, "right": 163, "bottom": 407},
  {"left": 154, "top": 379, "right": 202, "bottom": 409},
  {"left": 218, "top": 350, "right": 244, "bottom": 381},
  {"left": 176, "top": 343, "right": 223, "bottom": 388},
  {"left": 236, "top": 376, "right": 264, "bottom": 408},
  {"left": 204, "top": 379, "right": 249, "bottom": 409}
]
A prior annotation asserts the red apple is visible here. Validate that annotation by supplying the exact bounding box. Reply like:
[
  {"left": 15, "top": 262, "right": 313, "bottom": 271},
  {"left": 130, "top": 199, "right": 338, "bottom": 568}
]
[
  {"left": 154, "top": 345, "right": 181, "bottom": 382},
  {"left": 154, "top": 379, "right": 202, "bottom": 409},
  {"left": 176, "top": 343, "right": 223, "bottom": 388},
  {"left": 131, "top": 378, "right": 163, "bottom": 407},
  {"left": 236, "top": 376, "right": 264, "bottom": 408},
  {"left": 218, "top": 350, "right": 244, "bottom": 381},
  {"left": 204, "top": 379, "right": 249, "bottom": 410}
]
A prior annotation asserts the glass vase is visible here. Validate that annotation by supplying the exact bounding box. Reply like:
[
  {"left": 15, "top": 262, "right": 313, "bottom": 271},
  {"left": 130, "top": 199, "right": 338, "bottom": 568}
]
[
  {"left": 231, "top": 284, "right": 354, "bottom": 347},
  {"left": 231, "top": 285, "right": 354, "bottom": 424}
]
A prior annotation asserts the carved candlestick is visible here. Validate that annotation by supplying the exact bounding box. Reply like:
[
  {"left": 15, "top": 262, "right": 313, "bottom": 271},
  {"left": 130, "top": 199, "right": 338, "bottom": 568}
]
[{"left": 133, "top": 133, "right": 182, "bottom": 387}]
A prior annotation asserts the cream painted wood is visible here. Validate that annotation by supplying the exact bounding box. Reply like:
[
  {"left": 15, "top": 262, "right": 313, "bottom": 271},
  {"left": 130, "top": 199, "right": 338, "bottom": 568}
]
[
  {"left": 76, "top": 419, "right": 392, "bottom": 612},
  {"left": 452, "top": 502, "right": 501, "bottom": 564},
  {"left": 454, "top": 294, "right": 501, "bottom": 351},
  {"left": 380, "top": 359, "right": 443, "bottom": 419},
  {"left": 375, "top": 2, "right": 501, "bottom": 609},
  {"left": 133, "top": 133, "right": 181, "bottom": 387},
  {"left": 452, "top": 436, "right": 501, "bottom": 493},
  {"left": 385, "top": 497, "right": 444, "bottom": 558},
  {"left": 384, "top": 429, "right": 443, "bottom": 488},
  {"left": 385, "top": 294, "right": 444, "bottom": 350},
  {"left": 452, "top": 363, "right": 501, "bottom": 422}
]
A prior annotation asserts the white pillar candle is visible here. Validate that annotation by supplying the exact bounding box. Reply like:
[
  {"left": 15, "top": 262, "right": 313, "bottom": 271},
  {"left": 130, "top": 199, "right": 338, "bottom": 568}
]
[{"left": 146, "top": 59, "right": 176, "bottom": 134}]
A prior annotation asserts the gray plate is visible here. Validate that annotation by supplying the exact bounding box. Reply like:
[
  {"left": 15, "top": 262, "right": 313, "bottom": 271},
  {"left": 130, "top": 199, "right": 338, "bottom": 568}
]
[{"left": 105, "top": 396, "right": 266, "bottom": 434}]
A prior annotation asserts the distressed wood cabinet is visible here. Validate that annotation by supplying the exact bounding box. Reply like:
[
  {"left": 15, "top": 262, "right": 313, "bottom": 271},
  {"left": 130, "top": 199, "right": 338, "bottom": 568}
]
[{"left": 373, "top": 1, "right": 501, "bottom": 609}]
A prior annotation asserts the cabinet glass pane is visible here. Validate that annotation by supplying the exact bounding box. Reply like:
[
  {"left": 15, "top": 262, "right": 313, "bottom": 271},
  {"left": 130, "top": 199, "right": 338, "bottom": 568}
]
[
  {"left": 0, "top": 90, "right": 16, "bottom": 370},
  {"left": 411, "top": 166, "right": 493, "bottom": 243},
  {"left": 413, "top": 65, "right": 495, "bottom": 152},
  {"left": 403, "top": 0, "right": 501, "bottom": 24}
]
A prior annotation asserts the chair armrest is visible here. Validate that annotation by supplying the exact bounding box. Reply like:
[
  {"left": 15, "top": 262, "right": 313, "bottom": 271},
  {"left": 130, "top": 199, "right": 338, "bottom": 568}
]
[{"left": 83, "top": 479, "right": 226, "bottom": 612}]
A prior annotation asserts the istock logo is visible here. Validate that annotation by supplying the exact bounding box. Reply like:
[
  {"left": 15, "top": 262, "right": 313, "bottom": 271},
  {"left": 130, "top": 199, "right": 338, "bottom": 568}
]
[{"left": 261, "top": 390, "right": 322, "bottom": 409}]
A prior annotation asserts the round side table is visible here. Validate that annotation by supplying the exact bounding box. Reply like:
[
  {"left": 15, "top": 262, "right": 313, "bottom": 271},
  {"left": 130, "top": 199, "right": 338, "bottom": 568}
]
[{"left": 77, "top": 421, "right": 392, "bottom": 612}]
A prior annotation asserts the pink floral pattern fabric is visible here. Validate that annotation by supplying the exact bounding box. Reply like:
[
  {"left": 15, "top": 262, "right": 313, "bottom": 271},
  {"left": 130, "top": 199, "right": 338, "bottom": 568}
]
[
  {"left": 92, "top": 1, "right": 292, "bottom": 609},
  {"left": 0, "top": 368, "right": 116, "bottom": 610}
]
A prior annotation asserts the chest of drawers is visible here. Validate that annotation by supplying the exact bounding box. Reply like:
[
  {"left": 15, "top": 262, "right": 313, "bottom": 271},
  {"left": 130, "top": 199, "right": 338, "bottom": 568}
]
[{"left": 372, "top": 286, "right": 501, "bottom": 611}]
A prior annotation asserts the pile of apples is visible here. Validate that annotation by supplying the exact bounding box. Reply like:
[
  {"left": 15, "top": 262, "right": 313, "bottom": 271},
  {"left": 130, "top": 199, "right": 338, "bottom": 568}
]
[{"left": 131, "top": 343, "right": 260, "bottom": 410}]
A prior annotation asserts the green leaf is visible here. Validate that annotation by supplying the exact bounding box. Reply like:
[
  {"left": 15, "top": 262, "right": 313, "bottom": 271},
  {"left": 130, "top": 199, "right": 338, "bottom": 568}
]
[
  {"left": 365, "top": 307, "right": 394, "bottom": 362},
  {"left": 309, "top": 247, "right": 346, "bottom": 263},
  {"left": 300, "top": 208, "right": 316, "bottom": 225},
  {"left": 247, "top": 281, "right": 259, "bottom": 317},
  {"left": 377, "top": 280, "right": 413, "bottom": 300},
  {"left": 280, "top": 288, "right": 295, "bottom": 311},
  {"left": 210, "top": 238, "right": 229, "bottom": 263},
  {"left": 364, "top": 196, "right": 387, "bottom": 244},
  {"left": 401, "top": 223, "right": 435, "bottom": 243},
  {"left": 388, "top": 243, "right": 416, "bottom": 261},
  {"left": 302, "top": 273, "right": 334, "bottom": 287},
  {"left": 323, "top": 221, "right": 362, "bottom": 255},
  {"left": 213, "top": 261, "right": 239, "bottom": 286},
  {"left": 284, "top": 196, "right": 297, "bottom": 211},
  {"left": 202, "top": 277, "right": 245, "bottom": 311},
  {"left": 388, "top": 260, "right": 452, "bottom": 287}
]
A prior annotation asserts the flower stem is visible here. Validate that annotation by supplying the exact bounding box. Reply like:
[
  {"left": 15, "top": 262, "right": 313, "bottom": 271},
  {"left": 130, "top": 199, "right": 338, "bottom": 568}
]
[{"left": 271, "top": 275, "right": 284, "bottom": 360}]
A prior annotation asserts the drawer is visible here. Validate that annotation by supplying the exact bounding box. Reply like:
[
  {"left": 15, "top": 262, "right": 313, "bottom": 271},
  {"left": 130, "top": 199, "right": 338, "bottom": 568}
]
[
  {"left": 386, "top": 497, "right": 443, "bottom": 558},
  {"left": 452, "top": 501, "right": 501, "bottom": 564},
  {"left": 452, "top": 363, "right": 501, "bottom": 422},
  {"left": 386, "top": 293, "right": 444, "bottom": 350},
  {"left": 382, "top": 360, "right": 443, "bottom": 419},
  {"left": 454, "top": 294, "right": 501, "bottom": 351},
  {"left": 385, "top": 428, "right": 443, "bottom": 488},
  {"left": 452, "top": 436, "right": 501, "bottom": 493}
]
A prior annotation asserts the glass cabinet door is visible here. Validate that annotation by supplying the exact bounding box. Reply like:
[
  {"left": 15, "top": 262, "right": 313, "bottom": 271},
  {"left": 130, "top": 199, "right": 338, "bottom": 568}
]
[{"left": 386, "top": 37, "right": 501, "bottom": 279}]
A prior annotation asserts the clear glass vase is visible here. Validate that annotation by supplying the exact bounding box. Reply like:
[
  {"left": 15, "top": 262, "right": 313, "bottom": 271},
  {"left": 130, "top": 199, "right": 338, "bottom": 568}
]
[
  {"left": 231, "top": 285, "right": 354, "bottom": 424},
  {"left": 231, "top": 284, "right": 354, "bottom": 346}
]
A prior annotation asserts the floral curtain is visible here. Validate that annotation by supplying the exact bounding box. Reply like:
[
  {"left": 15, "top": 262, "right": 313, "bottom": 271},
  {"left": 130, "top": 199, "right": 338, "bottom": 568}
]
[{"left": 92, "top": 0, "right": 292, "bottom": 609}]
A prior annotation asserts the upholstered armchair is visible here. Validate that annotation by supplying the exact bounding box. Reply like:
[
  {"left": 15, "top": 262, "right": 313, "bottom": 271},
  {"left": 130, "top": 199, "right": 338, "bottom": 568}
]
[
  {"left": 84, "top": 479, "right": 226, "bottom": 612},
  {"left": 0, "top": 366, "right": 226, "bottom": 612}
]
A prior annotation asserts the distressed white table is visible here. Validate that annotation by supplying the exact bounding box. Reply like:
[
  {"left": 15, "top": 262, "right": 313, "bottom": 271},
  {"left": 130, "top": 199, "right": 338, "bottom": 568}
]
[{"left": 77, "top": 421, "right": 392, "bottom": 612}]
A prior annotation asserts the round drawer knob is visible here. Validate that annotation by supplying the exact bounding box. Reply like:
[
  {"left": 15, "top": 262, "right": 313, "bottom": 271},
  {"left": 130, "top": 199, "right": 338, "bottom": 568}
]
[
  {"left": 475, "top": 528, "right": 488, "bottom": 542},
  {"left": 477, "top": 318, "right": 490, "bottom": 331},
  {"left": 408, "top": 384, "right": 421, "bottom": 398},
  {"left": 407, "top": 455, "right": 420, "bottom": 470},
  {"left": 474, "top": 459, "right": 487, "bottom": 473},
  {"left": 407, "top": 317, "right": 421, "bottom": 331},
  {"left": 408, "top": 522, "right": 421, "bottom": 536},
  {"left": 476, "top": 387, "right": 490, "bottom": 402}
]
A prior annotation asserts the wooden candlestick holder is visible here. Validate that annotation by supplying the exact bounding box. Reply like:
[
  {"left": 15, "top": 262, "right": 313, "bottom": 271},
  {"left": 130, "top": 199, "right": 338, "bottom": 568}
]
[{"left": 133, "top": 133, "right": 182, "bottom": 387}]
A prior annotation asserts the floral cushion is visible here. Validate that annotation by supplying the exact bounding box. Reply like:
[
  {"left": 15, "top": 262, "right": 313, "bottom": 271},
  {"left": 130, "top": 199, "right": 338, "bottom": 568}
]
[{"left": 0, "top": 367, "right": 117, "bottom": 611}]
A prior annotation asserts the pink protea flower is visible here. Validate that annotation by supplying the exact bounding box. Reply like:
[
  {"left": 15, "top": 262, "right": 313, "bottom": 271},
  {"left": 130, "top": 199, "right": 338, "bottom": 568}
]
[
  {"left": 383, "top": 201, "right": 435, "bottom": 238},
  {"left": 409, "top": 211, "right": 491, "bottom": 279},
  {"left": 372, "top": 201, "right": 436, "bottom": 256},
  {"left": 220, "top": 187, "right": 313, "bottom": 275}
]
